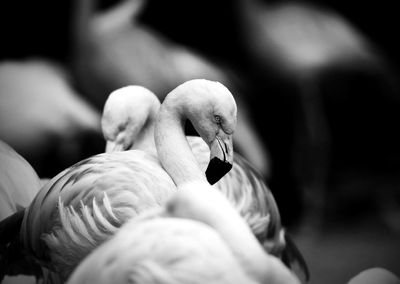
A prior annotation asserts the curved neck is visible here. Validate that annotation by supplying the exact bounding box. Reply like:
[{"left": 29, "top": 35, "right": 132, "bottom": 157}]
[
  {"left": 133, "top": 117, "right": 157, "bottom": 155},
  {"left": 131, "top": 98, "right": 160, "bottom": 155},
  {"left": 155, "top": 100, "right": 207, "bottom": 187}
]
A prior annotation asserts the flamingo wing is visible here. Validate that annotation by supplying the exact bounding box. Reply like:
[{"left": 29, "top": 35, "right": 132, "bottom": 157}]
[{"left": 20, "top": 150, "right": 176, "bottom": 279}]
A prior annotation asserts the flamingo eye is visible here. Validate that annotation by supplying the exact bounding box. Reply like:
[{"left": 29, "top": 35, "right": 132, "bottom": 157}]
[{"left": 214, "top": 115, "right": 222, "bottom": 124}]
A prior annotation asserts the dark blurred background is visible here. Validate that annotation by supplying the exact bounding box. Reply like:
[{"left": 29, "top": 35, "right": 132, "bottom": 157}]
[{"left": 1, "top": 1, "right": 400, "bottom": 283}]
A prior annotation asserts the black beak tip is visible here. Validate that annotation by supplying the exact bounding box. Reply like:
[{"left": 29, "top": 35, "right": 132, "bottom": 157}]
[{"left": 205, "top": 158, "right": 233, "bottom": 185}]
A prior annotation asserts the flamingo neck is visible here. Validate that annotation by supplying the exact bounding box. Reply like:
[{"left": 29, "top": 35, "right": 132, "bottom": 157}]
[
  {"left": 133, "top": 119, "right": 157, "bottom": 155},
  {"left": 155, "top": 103, "right": 207, "bottom": 187},
  {"left": 131, "top": 99, "right": 160, "bottom": 155}
]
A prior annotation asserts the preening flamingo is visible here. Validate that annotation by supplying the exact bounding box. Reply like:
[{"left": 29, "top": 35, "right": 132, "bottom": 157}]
[
  {"left": 67, "top": 184, "right": 300, "bottom": 284},
  {"left": 0, "top": 79, "right": 236, "bottom": 282},
  {"left": 101, "top": 85, "right": 160, "bottom": 154},
  {"left": 98, "top": 83, "right": 309, "bottom": 282}
]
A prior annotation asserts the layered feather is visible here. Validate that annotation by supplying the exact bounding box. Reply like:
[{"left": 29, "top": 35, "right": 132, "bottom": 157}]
[{"left": 20, "top": 150, "right": 176, "bottom": 279}]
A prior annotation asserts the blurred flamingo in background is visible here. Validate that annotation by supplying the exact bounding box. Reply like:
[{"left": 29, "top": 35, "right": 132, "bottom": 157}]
[
  {"left": 0, "top": 140, "right": 42, "bottom": 219},
  {"left": 0, "top": 59, "right": 102, "bottom": 178},
  {"left": 0, "top": 140, "right": 42, "bottom": 284},
  {"left": 238, "top": 0, "right": 388, "bottom": 228},
  {"left": 347, "top": 267, "right": 400, "bottom": 284}
]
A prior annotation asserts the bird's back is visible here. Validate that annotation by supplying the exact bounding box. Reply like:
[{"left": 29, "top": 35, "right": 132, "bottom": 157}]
[{"left": 20, "top": 149, "right": 176, "bottom": 279}]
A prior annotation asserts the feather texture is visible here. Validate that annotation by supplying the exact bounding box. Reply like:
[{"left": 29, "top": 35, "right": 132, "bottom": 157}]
[{"left": 20, "top": 150, "right": 175, "bottom": 279}]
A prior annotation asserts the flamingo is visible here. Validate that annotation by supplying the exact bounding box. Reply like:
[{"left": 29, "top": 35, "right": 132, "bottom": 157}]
[
  {"left": 67, "top": 183, "right": 300, "bottom": 284},
  {"left": 0, "top": 79, "right": 236, "bottom": 282},
  {"left": 99, "top": 83, "right": 309, "bottom": 282}
]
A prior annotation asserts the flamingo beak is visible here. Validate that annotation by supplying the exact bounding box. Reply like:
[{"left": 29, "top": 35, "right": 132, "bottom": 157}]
[{"left": 205, "top": 134, "right": 233, "bottom": 185}]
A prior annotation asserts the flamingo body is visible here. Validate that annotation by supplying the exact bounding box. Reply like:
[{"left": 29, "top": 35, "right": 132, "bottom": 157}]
[{"left": 20, "top": 150, "right": 175, "bottom": 279}]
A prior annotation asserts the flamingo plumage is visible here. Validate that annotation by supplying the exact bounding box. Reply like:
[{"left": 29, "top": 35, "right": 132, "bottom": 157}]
[
  {"left": 0, "top": 79, "right": 236, "bottom": 282},
  {"left": 98, "top": 83, "right": 309, "bottom": 282},
  {"left": 67, "top": 182, "right": 300, "bottom": 284}
]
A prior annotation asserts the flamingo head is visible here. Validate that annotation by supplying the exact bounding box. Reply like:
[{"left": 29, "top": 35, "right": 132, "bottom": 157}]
[{"left": 101, "top": 85, "right": 160, "bottom": 152}]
